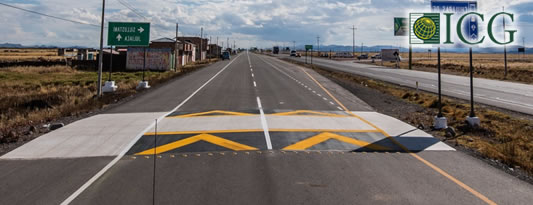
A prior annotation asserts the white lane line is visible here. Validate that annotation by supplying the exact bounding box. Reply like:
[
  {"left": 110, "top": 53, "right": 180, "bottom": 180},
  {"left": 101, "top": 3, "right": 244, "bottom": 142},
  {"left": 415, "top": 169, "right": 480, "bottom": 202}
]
[
  {"left": 337, "top": 106, "right": 343, "bottom": 110},
  {"left": 312, "top": 91, "right": 316, "bottom": 93},
  {"left": 60, "top": 53, "right": 243, "bottom": 205},
  {"left": 250, "top": 69, "right": 253, "bottom": 72},
  {"left": 329, "top": 101, "right": 335, "bottom": 105},
  {"left": 254, "top": 81, "right": 257, "bottom": 87},
  {"left": 323, "top": 97, "right": 328, "bottom": 101},
  {"left": 252, "top": 73, "right": 254, "bottom": 78},
  {"left": 317, "top": 94, "right": 322, "bottom": 97},
  {"left": 257, "top": 97, "right": 273, "bottom": 150}
]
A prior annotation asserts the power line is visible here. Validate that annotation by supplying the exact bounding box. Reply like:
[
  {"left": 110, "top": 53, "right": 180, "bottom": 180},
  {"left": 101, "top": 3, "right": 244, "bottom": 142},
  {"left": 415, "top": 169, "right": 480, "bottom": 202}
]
[
  {"left": 115, "top": 0, "right": 146, "bottom": 20},
  {"left": 0, "top": 2, "right": 100, "bottom": 27}
]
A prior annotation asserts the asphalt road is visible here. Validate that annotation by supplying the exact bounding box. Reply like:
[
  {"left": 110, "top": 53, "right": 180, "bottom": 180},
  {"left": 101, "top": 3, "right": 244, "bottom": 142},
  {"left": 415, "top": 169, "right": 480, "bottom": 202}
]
[
  {"left": 1, "top": 52, "right": 532, "bottom": 205},
  {"left": 285, "top": 55, "right": 533, "bottom": 115}
]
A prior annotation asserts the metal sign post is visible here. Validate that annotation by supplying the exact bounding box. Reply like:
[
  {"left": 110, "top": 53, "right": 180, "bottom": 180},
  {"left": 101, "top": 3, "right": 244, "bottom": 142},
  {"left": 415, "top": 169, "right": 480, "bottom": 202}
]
[
  {"left": 107, "top": 21, "right": 151, "bottom": 90},
  {"left": 96, "top": 0, "right": 105, "bottom": 97},
  {"left": 434, "top": 47, "right": 447, "bottom": 129},
  {"left": 467, "top": 47, "right": 480, "bottom": 127}
]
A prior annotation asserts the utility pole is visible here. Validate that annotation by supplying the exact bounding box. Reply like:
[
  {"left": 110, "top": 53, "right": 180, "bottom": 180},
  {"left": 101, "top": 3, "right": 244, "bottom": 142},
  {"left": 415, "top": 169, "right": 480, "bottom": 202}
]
[
  {"left": 351, "top": 25, "right": 357, "bottom": 57},
  {"left": 503, "top": 6, "right": 508, "bottom": 78},
  {"left": 175, "top": 23, "right": 179, "bottom": 72},
  {"left": 317, "top": 36, "right": 320, "bottom": 57},
  {"left": 96, "top": 0, "right": 105, "bottom": 97},
  {"left": 200, "top": 27, "right": 203, "bottom": 61}
]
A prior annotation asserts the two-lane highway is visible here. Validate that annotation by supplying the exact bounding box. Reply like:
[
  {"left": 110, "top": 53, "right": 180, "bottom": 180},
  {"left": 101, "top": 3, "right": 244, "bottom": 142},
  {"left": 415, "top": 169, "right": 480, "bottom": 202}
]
[
  {"left": 1, "top": 52, "right": 532, "bottom": 205},
  {"left": 285, "top": 55, "right": 533, "bottom": 115}
]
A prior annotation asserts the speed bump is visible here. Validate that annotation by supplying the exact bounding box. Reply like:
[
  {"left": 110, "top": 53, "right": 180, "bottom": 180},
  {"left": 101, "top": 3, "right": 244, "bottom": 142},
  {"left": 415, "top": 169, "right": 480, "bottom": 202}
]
[
  {"left": 282, "top": 132, "right": 390, "bottom": 151},
  {"left": 135, "top": 133, "right": 258, "bottom": 155}
]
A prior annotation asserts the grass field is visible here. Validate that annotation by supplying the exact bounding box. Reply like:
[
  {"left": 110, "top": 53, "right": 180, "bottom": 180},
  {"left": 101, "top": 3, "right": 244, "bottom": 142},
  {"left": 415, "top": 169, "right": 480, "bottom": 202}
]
[
  {"left": 0, "top": 48, "right": 65, "bottom": 62},
  {"left": 0, "top": 61, "right": 213, "bottom": 143}
]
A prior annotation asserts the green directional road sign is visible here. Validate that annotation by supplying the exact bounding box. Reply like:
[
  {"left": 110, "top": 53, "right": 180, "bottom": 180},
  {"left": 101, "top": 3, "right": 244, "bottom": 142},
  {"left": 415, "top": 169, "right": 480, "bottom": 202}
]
[
  {"left": 107, "top": 22, "right": 150, "bottom": 46},
  {"left": 305, "top": 45, "right": 313, "bottom": 50}
]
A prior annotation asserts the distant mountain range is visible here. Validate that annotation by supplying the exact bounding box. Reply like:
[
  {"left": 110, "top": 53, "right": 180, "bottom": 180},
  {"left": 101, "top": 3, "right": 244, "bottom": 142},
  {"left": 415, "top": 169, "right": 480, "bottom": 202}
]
[
  {"left": 279, "top": 45, "right": 532, "bottom": 54},
  {"left": 0, "top": 43, "right": 89, "bottom": 49}
]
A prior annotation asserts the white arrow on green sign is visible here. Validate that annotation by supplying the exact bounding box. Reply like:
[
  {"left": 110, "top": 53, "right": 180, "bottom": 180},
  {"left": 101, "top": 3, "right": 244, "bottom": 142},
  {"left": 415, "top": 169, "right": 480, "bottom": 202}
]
[{"left": 107, "top": 22, "right": 150, "bottom": 46}]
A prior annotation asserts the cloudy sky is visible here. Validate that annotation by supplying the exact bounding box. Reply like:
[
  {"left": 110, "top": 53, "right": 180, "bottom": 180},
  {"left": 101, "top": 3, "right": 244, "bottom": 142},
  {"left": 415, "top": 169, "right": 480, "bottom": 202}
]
[{"left": 1, "top": 0, "right": 532, "bottom": 48}]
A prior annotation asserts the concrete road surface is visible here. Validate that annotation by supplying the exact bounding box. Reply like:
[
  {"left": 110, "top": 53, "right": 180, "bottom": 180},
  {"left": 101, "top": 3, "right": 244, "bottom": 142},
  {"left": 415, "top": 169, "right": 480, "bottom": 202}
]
[
  {"left": 285, "top": 55, "right": 533, "bottom": 115},
  {"left": 0, "top": 52, "right": 532, "bottom": 205}
]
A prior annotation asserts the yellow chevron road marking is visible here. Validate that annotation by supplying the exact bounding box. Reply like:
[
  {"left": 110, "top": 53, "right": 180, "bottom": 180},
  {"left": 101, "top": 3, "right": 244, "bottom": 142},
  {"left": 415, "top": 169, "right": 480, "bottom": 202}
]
[
  {"left": 135, "top": 133, "right": 258, "bottom": 155},
  {"left": 167, "top": 110, "right": 255, "bottom": 118},
  {"left": 283, "top": 132, "right": 390, "bottom": 151}
]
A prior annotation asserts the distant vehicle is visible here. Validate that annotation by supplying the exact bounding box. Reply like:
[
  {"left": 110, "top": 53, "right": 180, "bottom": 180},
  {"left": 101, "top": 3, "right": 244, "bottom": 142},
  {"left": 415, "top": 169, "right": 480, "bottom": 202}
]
[
  {"left": 290, "top": 50, "right": 297, "bottom": 57},
  {"left": 273, "top": 46, "right": 280, "bottom": 54},
  {"left": 371, "top": 54, "right": 381, "bottom": 59},
  {"left": 357, "top": 53, "right": 369, "bottom": 60},
  {"left": 221, "top": 51, "right": 231, "bottom": 60},
  {"left": 296, "top": 53, "right": 301, "bottom": 57}
]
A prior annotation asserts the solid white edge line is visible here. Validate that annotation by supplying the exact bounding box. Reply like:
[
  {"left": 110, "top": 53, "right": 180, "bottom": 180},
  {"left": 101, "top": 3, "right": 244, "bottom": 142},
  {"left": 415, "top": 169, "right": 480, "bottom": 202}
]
[
  {"left": 256, "top": 97, "right": 273, "bottom": 150},
  {"left": 60, "top": 53, "right": 243, "bottom": 205}
]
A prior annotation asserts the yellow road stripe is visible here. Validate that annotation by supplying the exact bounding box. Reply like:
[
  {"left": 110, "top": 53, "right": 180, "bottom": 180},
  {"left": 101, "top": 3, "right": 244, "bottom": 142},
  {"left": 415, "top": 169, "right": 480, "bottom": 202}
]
[
  {"left": 135, "top": 134, "right": 257, "bottom": 155},
  {"left": 270, "top": 110, "right": 347, "bottom": 117},
  {"left": 283, "top": 132, "right": 390, "bottom": 151},
  {"left": 144, "top": 129, "right": 380, "bottom": 136},
  {"left": 296, "top": 63, "right": 497, "bottom": 205},
  {"left": 167, "top": 110, "right": 255, "bottom": 118}
]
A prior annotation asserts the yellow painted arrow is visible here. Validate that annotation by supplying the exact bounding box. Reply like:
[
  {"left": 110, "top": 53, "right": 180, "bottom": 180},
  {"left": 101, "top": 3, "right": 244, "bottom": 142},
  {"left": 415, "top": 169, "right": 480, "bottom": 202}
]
[
  {"left": 271, "top": 110, "right": 346, "bottom": 117},
  {"left": 135, "top": 133, "right": 258, "bottom": 155},
  {"left": 167, "top": 110, "right": 255, "bottom": 118},
  {"left": 283, "top": 132, "right": 390, "bottom": 151}
]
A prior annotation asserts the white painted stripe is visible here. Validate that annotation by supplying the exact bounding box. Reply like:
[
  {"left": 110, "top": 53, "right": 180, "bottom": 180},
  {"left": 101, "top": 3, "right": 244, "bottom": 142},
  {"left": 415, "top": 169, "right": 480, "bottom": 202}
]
[
  {"left": 60, "top": 53, "right": 243, "bottom": 205},
  {"left": 253, "top": 81, "right": 257, "bottom": 87},
  {"left": 257, "top": 97, "right": 273, "bottom": 150},
  {"left": 317, "top": 94, "right": 322, "bottom": 97},
  {"left": 337, "top": 106, "right": 343, "bottom": 110},
  {"left": 329, "top": 101, "right": 335, "bottom": 105},
  {"left": 323, "top": 97, "right": 328, "bottom": 101},
  {"left": 251, "top": 73, "right": 254, "bottom": 77}
]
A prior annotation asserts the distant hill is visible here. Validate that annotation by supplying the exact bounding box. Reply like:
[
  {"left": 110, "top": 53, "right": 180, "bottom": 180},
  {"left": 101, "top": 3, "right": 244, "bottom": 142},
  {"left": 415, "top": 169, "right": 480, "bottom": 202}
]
[
  {"left": 0, "top": 43, "right": 24, "bottom": 48},
  {"left": 0, "top": 43, "right": 89, "bottom": 49}
]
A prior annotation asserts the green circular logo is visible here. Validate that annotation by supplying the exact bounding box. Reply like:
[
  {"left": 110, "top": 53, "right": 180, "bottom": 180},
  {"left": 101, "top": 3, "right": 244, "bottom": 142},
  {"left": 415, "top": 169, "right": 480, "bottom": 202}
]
[{"left": 414, "top": 17, "right": 436, "bottom": 40}]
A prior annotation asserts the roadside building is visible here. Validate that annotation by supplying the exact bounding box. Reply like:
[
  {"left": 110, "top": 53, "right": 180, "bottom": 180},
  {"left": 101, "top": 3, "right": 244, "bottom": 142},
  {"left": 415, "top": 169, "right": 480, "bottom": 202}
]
[
  {"left": 207, "top": 44, "right": 222, "bottom": 59},
  {"left": 177, "top": 37, "right": 208, "bottom": 61}
]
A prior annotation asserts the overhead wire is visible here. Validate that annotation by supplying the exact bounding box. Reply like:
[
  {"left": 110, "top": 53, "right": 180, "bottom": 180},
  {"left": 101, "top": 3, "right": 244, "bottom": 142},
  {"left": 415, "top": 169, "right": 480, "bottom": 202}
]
[{"left": 0, "top": 2, "right": 101, "bottom": 27}]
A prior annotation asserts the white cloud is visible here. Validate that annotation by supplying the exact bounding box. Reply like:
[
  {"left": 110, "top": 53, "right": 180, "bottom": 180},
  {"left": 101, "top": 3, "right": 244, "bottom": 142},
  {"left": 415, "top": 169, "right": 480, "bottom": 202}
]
[{"left": 0, "top": 0, "right": 531, "bottom": 48}]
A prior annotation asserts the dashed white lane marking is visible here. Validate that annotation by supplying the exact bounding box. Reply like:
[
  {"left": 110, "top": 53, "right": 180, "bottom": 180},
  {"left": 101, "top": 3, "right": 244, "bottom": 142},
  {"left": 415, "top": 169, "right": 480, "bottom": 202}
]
[
  {"left": 250, "top": 69, "right": 253, "bottom": 72},
  {"left": 252, "top": 73, "right": 254, "bottom": 78},
  {"left": 257, "top": 97, "right": 273, "bottom": 150},
  {"left": 255, "top": 54, "right": 342, "bottom": 110},
  {"left": 254, "top": 81, "right": 257, "bottom": 87}
]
